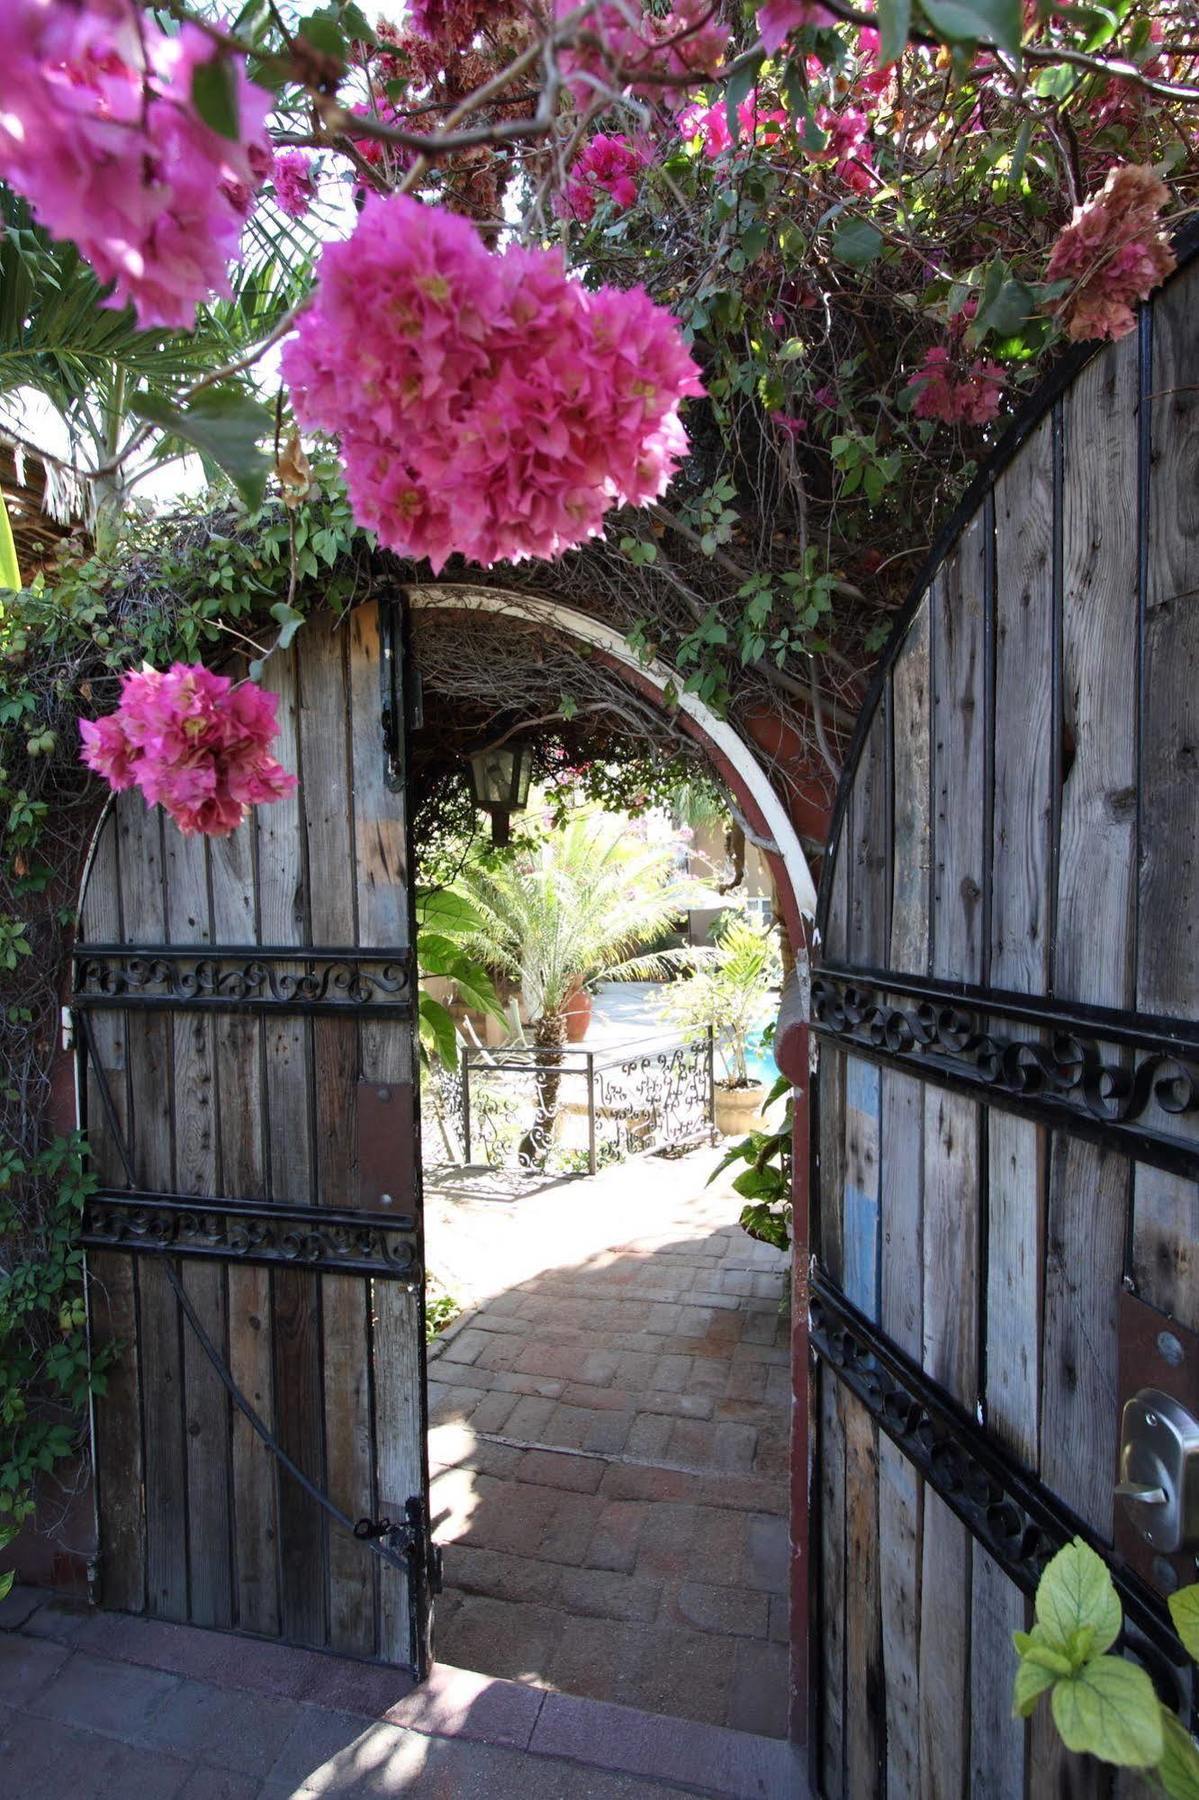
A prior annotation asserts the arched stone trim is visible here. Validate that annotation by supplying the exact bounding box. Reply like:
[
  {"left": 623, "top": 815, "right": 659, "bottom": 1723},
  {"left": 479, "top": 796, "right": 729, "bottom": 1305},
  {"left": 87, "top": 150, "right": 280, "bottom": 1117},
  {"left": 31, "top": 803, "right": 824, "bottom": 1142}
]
[{"left": 406, "top": 583, "right": 818, "bottom": 918}]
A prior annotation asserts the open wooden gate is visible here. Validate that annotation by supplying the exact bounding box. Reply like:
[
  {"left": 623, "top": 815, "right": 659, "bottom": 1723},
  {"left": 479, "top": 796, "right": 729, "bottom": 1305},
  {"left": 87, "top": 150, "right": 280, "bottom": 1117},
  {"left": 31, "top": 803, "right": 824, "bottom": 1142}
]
[
  {"left": 73, "top": 599, "right": 436, "bottom": 1672},
  {"left": 810, "top": 244, "right": 1199, "bottom": 1796}
]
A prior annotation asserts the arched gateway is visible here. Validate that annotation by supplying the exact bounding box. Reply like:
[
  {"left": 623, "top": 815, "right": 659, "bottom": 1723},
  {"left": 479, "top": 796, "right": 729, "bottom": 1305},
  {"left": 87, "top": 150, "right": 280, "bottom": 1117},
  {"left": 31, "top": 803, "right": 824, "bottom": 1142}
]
[{"left": 72, "top": 592, "right": 817, "bottom": 1673}]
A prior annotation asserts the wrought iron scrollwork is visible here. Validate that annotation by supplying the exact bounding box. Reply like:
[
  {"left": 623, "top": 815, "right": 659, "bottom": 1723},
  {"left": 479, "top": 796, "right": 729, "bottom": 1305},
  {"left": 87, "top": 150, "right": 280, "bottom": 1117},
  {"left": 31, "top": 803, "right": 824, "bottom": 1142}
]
[
  {"left": 83, "top": 1191, "right": 420, "bottom": 1280},
  {"left": 593, "top": 1037, "right": 713, "bottom": 1159},
  {"left": 73, "top": 947, "right": 413, "bottom": 1017},
  {"left": 811, "top": 968, "right": 1199, "bottom": 1173},
  {"left": 810, "top": 1275, "right": 1189, "bottom": 1698}
]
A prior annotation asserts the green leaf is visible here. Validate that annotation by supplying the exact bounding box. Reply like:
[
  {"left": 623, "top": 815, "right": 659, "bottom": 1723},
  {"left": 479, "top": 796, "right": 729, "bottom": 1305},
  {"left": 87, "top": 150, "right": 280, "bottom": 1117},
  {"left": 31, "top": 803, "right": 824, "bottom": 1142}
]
[
  {"left": 919, "top": 0, "right": 1022, "bottom": 53},
  {"left": 1169, "top": 1585, "right": 1199, "bottom": 1665},
  {"left": 419, "top": 994, "right": 459, "bottom": 1069},
  {"left": 725, "top": 52, "right": 764, "bottom": 146},
  {"left": 269, "top": 602, "right": 305, "bottom": 650},
  {"left": 0, "top": 1567, "right": 12, "bottom": 1603},
  {"left": 298, "top": 13, "right": 347, "bottom": 63},
  {"left": 877, "top": 0, "right": 912, "bottom": 63},
  {"left": 832, "top": 219, "right": 884, "bottom": 268},
  {"left": 1015, "top": 1625, "right": 1074, "bottom": 1677},
  {"left": 0, "top": 492, "right": 21, "bottom": 592},
  {"left": 1050, "top": 1657, "right": 1164, "bottom": 1767},
  {"left": 339, "top": 3, "right": 377, "bottom": 43},
  {"left": 1035, "top": 1538, "right": 1122, "bottom": 1658},
  {"left": 191, "top": 57, "right": 241, "bottom": 141},
  {"left": 1160, "top": 1709, "right": 1199, "bottom": 1800},
  {"left": 416, "top": 888, "right": 485, "bottom": 937},
  {"left": 131, "top": 388, "right": 272, "bottom": 511},
  {"left": 1012, "top": 1653, "right": 1056, "bottom": 1718}
]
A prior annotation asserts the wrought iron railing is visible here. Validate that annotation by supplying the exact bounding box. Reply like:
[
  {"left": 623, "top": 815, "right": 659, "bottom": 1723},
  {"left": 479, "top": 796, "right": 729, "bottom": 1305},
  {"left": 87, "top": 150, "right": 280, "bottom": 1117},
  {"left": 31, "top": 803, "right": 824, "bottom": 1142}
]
[{"left": 435, "top": 1028, "right": 715, "bottom": 1176}]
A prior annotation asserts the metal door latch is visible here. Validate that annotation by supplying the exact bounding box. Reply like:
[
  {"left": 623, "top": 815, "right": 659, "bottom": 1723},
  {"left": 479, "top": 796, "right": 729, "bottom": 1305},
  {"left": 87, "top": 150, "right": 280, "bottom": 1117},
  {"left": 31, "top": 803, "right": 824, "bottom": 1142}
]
[{"left": 1117, "top": 1388, "right": 1199, "bottom": 1552}]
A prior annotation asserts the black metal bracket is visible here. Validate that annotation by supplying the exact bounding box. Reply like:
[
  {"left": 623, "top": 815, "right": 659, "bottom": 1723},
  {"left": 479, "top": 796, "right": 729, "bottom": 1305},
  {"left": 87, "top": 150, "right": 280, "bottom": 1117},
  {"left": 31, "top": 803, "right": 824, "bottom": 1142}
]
[
  {"left": 380, "top": 595, "right": 408, "bottom": 793},
  {"left": 811, "top": 967, "right": 1199, "bottom": 1180},
  {"left": 82, "top": 1190, "right": 420, "bottom": 1281},
  {"left": 810, "top": 1273, "right": 1192, "bottom": 1709}
]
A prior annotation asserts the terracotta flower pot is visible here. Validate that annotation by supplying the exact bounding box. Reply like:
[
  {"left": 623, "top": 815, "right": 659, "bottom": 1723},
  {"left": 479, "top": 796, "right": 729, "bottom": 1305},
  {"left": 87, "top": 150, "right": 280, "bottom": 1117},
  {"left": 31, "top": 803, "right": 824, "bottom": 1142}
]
[
  {"left": 563, "top": 982, "right": 592, "bottom": 1044},
  {"left": 713, "top": 1080, "right": 767, "bottom": 1137}
]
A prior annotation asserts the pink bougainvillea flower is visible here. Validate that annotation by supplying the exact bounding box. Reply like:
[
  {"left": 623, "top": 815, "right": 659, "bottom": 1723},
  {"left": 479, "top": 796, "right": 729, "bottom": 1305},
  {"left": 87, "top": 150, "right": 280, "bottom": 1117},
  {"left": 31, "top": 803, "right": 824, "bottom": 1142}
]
[
  {"left": 282, "top": 193, "right": 704, "bottom": 573},
  {"left": 756, "top": 0, "right": 834, "bottom": 52},
  {"left": 857, "top": 26, "right": 896, "bottom": 94},
  {"left": 558, "top": 0, "right": 728, "bottom": 106},
  {"left": 271, "top": 151, "right": 317, "bottom": 220},
  {"left": 810, "top": 105, "right": 876, "bottom": 195},
  {"left": 677, "top": 91, "right": 787, "bottom": 159},
  {"left": 555, "top": 133, "right": 645, "bottom": 221},
  {"left": 79, "top": 664, "right": 296, "bottom": 837},
  {"left": 0, "top": 3, "right": 270, "bottom": 329},
  {"left": 1045, "top": 163, "right": 1176, "bottom": 343},
  {"left": 911, "top": 345, "right": 1006, "bottom": 426}
]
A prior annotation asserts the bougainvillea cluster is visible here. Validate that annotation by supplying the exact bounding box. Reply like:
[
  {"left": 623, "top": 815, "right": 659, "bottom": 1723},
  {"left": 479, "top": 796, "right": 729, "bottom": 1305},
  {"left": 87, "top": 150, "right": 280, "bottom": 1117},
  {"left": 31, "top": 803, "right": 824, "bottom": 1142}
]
[
  {"left": 910, "top": 345, "right": 1007, "bottom": 426},
  {"left": 78, "top": 664, "right": 296, "bottom": 836},
  {"left": 558, "top": 0, "right": 728, "bottom": 106},
  {"left": 1046, "top": 163, "right": 1176, "bottom": 342},
  {"left": 270, "top": 151, "right": 317, "bottom": 220},
  {"left": 677, "top": 92, "right": 788, "bottom": 158},
  {"left": 281, "top": 192, "right": 703, "bottom": 572},
  {"left": 756, "top": 0, "right": 833, "bottom": 50},
  {"left": 555, "top": 133, "right": 644, "bottom": 219},
  {"left": 0, "top": 1, "right": 270, "bottom": 328}
]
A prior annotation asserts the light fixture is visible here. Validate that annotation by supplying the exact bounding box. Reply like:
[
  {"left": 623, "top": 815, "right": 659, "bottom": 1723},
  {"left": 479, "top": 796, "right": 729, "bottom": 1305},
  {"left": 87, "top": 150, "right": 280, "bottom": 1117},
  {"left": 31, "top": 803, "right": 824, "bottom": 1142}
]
[{"left": 465, "top": 740, "right": 532, "bottom": 846}]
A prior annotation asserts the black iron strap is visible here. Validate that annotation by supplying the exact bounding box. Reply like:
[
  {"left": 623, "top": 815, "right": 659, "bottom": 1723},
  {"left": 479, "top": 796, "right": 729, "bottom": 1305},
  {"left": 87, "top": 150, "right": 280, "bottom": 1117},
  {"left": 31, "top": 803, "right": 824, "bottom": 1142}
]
[
  {"left": 72, "top": 945, "right": 414, "bottom": 1019},
  {"left": 810, "top": 1274, "right": 1190, "bottom": 1705},
  {"left": 81, "top": 1190, "right": 419, "bottom": 1281},
  {"left": 811, "top": 967, "right": 1199, "bottom": 1181}
]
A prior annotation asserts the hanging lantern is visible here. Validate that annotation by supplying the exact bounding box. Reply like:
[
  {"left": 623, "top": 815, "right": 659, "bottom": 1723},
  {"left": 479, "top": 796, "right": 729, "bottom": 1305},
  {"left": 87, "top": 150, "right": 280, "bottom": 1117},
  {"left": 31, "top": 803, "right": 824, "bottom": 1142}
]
[{"left": 466, "top": 740, "right": 532, "bottom": 846}]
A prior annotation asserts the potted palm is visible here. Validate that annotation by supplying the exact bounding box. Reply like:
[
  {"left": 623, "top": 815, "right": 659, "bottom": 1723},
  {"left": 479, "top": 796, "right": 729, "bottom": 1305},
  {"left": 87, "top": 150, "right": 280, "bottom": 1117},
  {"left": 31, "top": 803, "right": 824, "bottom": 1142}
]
[
  {"left": 658, "top": 915, "right": 781, "bottom": 1135},
  {"left": 451, "top": 811, "right": 701, "bottom": 1159}
]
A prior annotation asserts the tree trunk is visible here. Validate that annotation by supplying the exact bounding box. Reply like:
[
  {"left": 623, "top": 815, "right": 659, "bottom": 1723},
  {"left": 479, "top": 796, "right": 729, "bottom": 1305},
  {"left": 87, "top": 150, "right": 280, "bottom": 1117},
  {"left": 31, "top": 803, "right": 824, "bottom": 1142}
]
[{"left": 520, "top": 1009, "right": 568, "bottom": 1168}]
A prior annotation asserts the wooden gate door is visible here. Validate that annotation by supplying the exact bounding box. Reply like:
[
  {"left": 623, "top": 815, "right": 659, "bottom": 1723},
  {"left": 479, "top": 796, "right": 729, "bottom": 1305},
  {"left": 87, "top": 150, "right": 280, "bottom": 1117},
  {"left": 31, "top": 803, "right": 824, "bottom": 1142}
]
[
  {"left": 73, "top": 599, "right": 435, "bottom": 1672},
  {"left": 809, "top": 244, "right": 1199, "bottom": 1796}
]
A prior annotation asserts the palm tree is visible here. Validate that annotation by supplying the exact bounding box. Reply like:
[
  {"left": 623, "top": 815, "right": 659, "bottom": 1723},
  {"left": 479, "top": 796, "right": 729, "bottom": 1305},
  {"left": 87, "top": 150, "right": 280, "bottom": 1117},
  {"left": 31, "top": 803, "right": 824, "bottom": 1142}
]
[{"left": 452, "top": 812, "right": 700, "bottom": 1158}]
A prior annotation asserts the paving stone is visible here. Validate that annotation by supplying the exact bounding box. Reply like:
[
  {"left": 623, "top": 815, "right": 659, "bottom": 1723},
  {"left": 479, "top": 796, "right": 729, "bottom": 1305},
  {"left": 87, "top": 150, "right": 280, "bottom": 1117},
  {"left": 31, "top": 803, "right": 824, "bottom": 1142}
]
[
  {"left": 768, "top": 1594, "right": 789, "bottom": 1645},
  {"left": 723, "top": 1359, "right": 769, "bottom": 1404},
  {"left": 585, "top": 1500, "right": 648, "bottom": 1575},
  {"left": 727, "top": 1639, "right": 789, "bottom": 1737},
  {"left": 649, "top": 1353, "right": 691, "bottom": 1393},
  {"left": 435, "top": 1596, "right": 563, "bottom": 1686},
  {"left": 504, "top": 1396, "right": 559, "bottom": 1439},
  {"left": 638, "top": 1388, "right": 713, "bottom": 1420},
  {"left": 442, "top": 1544, "right": 560, "bottom": 1605},
  {"left": 0, "top": 1714, "right": 193, "bottom": 1799},
  {"left": 745, "top": 1512, "right": 790, "bottom": 1594},
  {"left": 29, "top": 1648, "right": 180, "bottom": 1737},
  {"left": 530, "top": 1693, "right": 800, "bottom": 1800},
  {"left": 670, "top": 1581, "right": 770, "bottom": 1640},
  {"left": 543, "top": 1616, "right": 648, "bottom": 1710},
  {"left": 178, "top": 1770, "right": 261, "bottom": 1800},
  {"left": 440, "top": 1328, "right": 490, "bottom": 1366},
  {"left": 139, "top": 1677, "right": 302, "bottom": 1774},
  {"left": 466, "top": 1388, "right": 521, "bottom": 1433},
  {"left": 0, "top": 1585, "right": 43, "bottom": 1631},
  {"left": 513, "top": 1344, "right": 621, "bottom": 1386},
  {"left": 473, "top": 1336, "right": 525, "bottom": 1372},
  {"left": 426, "top": 1380, "right": 482, "bottom": 1426},
  {"left": 0, "top": 1631, "right": 71, "bottom": 1706},
  {"left": 623, "top": 1412, "right": 673, "bottom": 1461},
  {"left": 560, "top": 1381, "right": 635, "bottom": 1412},
  {"left": 556, "top": 1568, "right": 662, "bottom": 1626},
  {"left": 632, "top": 1504, "right": 700, "bottom": 1579},
  {"left": 514, "top": 1448, "right": 606, "bottom": 1494}
]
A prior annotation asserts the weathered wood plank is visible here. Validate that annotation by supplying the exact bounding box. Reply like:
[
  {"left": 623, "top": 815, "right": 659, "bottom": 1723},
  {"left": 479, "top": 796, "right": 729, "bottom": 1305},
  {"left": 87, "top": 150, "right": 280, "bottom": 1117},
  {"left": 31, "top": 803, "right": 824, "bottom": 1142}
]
[
  {"left": 879, "top": 1071, "right": 922, "bottom": 1362},
  {"left": 817, "top": 1046, "right": 846, "bottom": 1285},
  {"left": 820, "top": 1369, "right": 847, "bottom": 1800},
  {"left": 843, "top": 1392, "right": 884, "bottom": 1800},
  {"left": 931, "top": 520, "right": 988, "bottom": 982},
  {"left": 1131, "top": 1163, "right": 1199, "bottom": 1332},
  {"left": 969, "top": 1551, "right": 1025, "bottom": 1800},
  {"left": 824, "top": 829, "right": 849, "bottom": 965},
  {"left": 1041, "top": 1136, "right": 1128, "bottom": 1542},
  {"left": 349, "top": 602, "right": 420, "bottom": 1664},
  {"left": 1139, "top": 257, "right": 1199, "bottom": 1018},
  {"left": 304, "top": 614, "right": 377, "bottom": 1658},
  {"left": 843, "top": 1057, "right": 879, "bottom": 1322},
  {"left": 209, "top": 823, "right": 279, "bottom": 1637},
  {"left": 918, "top": 1490, "right": 971, "bottom": 1800},
  {"left": 118, "top": 797, "right": 187, "bottom": 1622},
  {"left": 991, "top": 417, "right": 1054, "bottom": 994},
  {"left": 890, "top": 601, "right": 932, "bottom": 978},
  {"left": 256, "top": 641, "right": 325, "bottom": 1648},
  {"left": 878, "top": 1439, "right": 921, "bottom": 1799},
  {"left": 848, "top": 703, "right": 889, "bottom": 968},
  {"left": 1057, "top": 331, "right": 1139, "bottom": 1010},
  {"left": 81, "top": 809, "right": 145, "bottom": 1614},
  {"left": 985, "top": 1112, "right": 1043, "bottom": 1468},
  {"left": 164, "top": 828, "right": 232, "bottom": 1632}
]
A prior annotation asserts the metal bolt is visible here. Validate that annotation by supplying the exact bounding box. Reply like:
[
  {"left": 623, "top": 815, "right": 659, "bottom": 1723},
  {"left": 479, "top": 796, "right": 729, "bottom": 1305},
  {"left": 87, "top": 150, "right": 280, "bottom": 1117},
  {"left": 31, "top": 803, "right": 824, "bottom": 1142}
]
[
  {"left": 1146, "top": 1412, "right": 1158, "bottom": 1428},
  {"left": 1157, "top": 1331, "right": 1185, "bottom": 1369}
]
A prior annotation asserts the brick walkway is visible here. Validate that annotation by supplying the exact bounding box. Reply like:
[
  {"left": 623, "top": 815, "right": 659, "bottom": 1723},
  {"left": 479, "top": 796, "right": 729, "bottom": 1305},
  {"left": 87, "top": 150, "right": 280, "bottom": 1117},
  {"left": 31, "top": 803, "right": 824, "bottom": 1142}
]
[
  {"left": 425, "top": 1154, "right": 792, "bottom": 1735},
  {"left": 0, "top": 1589, "right": 801, "bottom": 1798}
]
